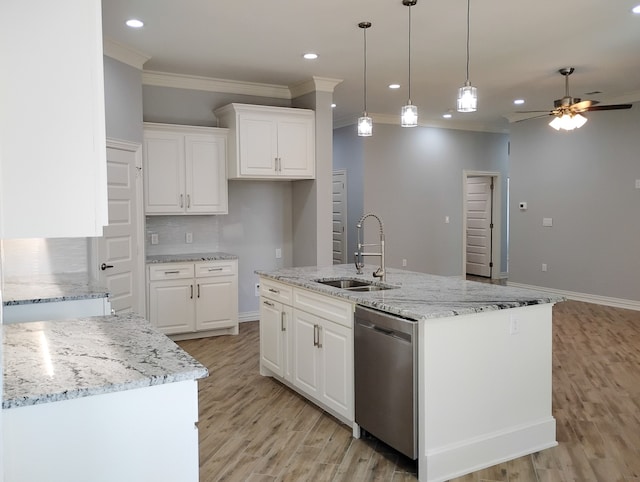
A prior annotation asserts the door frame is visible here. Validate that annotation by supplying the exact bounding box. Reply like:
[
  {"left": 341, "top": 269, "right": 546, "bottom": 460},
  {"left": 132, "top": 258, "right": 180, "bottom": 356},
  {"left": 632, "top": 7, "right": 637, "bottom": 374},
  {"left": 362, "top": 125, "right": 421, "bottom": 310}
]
[
  {"left": 90, "top": 138, "right": 145, "bottom": 315},
  {"left": 332, "top": 169, "right": 348, "bottom": 264},
  {"left": 462, "top": 170, "right": 502, "bottom": 280}
]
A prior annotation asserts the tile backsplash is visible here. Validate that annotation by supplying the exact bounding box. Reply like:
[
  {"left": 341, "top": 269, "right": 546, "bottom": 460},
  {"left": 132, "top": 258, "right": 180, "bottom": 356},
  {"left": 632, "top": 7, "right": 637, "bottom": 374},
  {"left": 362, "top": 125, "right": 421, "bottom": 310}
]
[
  {"left": 145, "top": 216, "right": 221, "bottom": 255},
  {"left": 1, "top": 238, "right": 89, "bottom": 278}
]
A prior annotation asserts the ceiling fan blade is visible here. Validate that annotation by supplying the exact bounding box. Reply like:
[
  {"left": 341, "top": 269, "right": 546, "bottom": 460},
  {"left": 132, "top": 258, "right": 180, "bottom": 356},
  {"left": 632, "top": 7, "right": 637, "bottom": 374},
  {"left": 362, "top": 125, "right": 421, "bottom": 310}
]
[
  {"left": 571, "top": 100, "right": 597, "bottom": 112},
  {"left": 514, "top": 113, "right": 553, "bottom": 122},
  {"left": 585, "top": 104, "right": 633, "bottom": 111},
  {"left": 515, "top": 110, "right": 552, "bottom": 114}
]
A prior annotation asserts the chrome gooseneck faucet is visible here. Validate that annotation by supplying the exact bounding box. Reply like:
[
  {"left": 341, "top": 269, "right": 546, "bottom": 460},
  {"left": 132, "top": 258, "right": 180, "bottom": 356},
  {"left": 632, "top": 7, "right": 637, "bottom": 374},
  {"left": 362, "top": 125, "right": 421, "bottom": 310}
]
[{"left": 354, "top": 213, "right": 386, "bottom": 281}]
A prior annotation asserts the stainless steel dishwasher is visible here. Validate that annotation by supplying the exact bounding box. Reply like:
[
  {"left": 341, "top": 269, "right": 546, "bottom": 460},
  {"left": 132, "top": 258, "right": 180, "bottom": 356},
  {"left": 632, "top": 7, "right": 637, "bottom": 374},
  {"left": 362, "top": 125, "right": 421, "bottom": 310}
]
[{"left": 354, "top": 305, "right": 418, "bottom": 460}]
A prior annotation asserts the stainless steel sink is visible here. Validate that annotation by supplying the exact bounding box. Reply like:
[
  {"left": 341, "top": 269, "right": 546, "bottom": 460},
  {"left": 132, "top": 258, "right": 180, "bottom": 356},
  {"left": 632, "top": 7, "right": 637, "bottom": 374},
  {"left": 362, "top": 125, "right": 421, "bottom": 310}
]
[{"left": 314, "top": 278, "right": 397, "bottom": 292}]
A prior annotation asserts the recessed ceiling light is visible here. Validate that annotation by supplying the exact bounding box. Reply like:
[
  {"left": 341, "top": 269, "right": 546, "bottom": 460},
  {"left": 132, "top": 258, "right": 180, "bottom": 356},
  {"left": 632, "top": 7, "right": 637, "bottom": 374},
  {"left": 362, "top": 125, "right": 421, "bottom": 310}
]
[
  {"left": 125, "top": 19, "right": 144, "bottom": 28},
  {"left": 513, "top": 99, "right": 525, "bottom": 105},
  {"left": 303, "top": 53, "right": 318, "bottom": 60},
  {"left": 442, "top": 113, "right": 453, "bottom": 119},
  {"left": 388, "top": 84, "right": 401, "bottom": 89},
  {"left": 632, "top": 4, "right": 640, "bottom": 13},
  {"left": 331, "top": 103, "right": 336, "bottom": 108}
]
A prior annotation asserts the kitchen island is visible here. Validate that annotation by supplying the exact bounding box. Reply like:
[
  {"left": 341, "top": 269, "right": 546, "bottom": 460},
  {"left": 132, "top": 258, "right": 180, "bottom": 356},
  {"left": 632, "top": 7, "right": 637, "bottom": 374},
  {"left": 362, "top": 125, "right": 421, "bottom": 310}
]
[
  {"left": 3, "top": 313, "right": 208, "bottom": 482},
  {"left": 256, "top": 264, "right": 563, "bottom": 482}
]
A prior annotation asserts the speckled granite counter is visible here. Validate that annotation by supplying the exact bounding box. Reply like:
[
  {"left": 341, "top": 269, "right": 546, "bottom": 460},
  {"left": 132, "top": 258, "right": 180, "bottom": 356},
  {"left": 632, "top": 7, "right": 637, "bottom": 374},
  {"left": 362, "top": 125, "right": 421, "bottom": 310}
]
[
  {"left": 256, "top": 264, "right": 564, "bottom": 321},
  {"left": 147, "top": 252, "right": 238, "bottom": 264},
  {"left": 3, "top": 312, "right": 208, "bottom": 409},
  {"left": 2, "top": 272, "right": 108, "bottom": 306}
]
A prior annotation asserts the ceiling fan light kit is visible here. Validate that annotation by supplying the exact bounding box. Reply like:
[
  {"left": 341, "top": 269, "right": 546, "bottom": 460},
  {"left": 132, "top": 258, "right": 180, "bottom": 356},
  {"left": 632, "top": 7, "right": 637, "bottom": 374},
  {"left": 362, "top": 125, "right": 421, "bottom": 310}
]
[
  {"left": 357, "top": 21, "right": 373, "bottom": 137},
  {"left": 516, "top": 67, "right": 632, "bottom": 132},
  {"left": 401, "top": 0, "right": 418, "bottom": 127},
  {"left": 457, "top": 0, "right": 478, "bottom": 113}
]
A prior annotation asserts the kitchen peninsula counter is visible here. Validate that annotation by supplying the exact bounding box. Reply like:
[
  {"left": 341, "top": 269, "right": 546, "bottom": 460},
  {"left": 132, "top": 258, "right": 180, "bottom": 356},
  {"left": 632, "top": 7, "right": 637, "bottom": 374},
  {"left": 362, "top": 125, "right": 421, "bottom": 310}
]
[
  {"left": 257, "top": 264, "right": 562, "bottom": 482},
  {"left": 147, "top": 251, "right": 237, "bottom": 263},
  {"left": 3, "top": 313, "right": 207, "bottom": 482}
]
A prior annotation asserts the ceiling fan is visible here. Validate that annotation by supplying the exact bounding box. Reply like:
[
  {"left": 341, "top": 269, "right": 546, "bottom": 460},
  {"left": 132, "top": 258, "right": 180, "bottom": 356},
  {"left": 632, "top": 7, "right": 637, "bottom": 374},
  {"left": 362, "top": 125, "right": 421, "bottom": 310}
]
[{"left": 517, "top": 67, "right": 632, "bottom": 130}]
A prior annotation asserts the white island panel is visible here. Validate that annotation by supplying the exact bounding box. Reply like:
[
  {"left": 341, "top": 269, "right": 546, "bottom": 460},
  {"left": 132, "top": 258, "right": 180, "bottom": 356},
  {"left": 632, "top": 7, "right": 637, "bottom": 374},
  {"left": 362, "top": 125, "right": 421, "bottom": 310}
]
[{"left": 419, "top": 304, "right": 556, "bottom": 482}]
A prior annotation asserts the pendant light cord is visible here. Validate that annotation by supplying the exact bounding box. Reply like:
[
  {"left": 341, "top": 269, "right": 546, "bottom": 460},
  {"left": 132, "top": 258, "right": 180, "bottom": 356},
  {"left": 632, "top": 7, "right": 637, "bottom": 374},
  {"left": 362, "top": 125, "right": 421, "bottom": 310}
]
[
  {"left": 465, "top": 0, "right": 470, "bottom": 83},
  {"left": 408, "top": 3, "right": 412, "bottom": 102},
  {"left": 364, "top": 26, "right": 368, "bottom": 112}
]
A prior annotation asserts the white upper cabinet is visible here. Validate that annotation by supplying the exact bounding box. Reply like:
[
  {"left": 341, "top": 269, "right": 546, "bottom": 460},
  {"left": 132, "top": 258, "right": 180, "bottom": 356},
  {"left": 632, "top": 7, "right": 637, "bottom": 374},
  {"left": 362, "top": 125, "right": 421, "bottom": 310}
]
[
  {"left": 0, "top": 0, "right": 108, "bottom": 238},
  {"left": 215, "top": 103, "right": 315, "bottom": 180},
  {"left": 143, "top": 123, "right": 229, "bottom": 215}
]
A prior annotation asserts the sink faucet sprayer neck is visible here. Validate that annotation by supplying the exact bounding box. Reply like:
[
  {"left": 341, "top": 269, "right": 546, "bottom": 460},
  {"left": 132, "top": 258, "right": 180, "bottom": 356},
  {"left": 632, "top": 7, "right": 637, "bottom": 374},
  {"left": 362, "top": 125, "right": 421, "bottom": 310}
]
[{"left": 354, "top": 213, "right": 386, "bottom": 281}]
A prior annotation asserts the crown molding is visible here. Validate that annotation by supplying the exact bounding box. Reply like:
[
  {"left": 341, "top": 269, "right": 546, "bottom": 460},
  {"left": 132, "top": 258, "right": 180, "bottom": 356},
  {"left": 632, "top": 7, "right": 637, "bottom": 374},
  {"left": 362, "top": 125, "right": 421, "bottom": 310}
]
[
  {"left": 103, "top": 37, "right": 151, "bottom": 70},
  {"left": 289, "top": 76, "right": 343, "bottom": 98},
  {"left": 142, "top": 70, "right": 291, "bottom": 99}
]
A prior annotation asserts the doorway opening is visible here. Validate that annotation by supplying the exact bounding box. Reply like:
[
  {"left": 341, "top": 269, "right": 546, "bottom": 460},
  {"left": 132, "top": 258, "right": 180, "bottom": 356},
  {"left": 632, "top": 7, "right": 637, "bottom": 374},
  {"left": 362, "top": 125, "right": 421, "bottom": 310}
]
[{"left": 462, "top": 171, "right": 502, "bottom": 281}]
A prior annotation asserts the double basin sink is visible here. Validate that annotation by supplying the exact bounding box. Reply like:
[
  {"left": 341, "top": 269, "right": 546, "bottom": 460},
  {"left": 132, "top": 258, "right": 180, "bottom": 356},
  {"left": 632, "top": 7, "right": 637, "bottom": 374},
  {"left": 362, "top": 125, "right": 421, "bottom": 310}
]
[{"left": 315, "top": 278, "right": 397, "bottom": 292}]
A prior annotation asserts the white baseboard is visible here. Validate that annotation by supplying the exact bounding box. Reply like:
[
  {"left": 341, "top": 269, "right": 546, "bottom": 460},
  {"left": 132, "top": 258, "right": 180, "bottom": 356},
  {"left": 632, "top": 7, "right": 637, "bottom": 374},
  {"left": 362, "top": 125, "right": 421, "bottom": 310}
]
[
  {"left": 239, "top": 311, "right": 259, "bottom": 323},
  {"left": 422, "top": 418, "right": 557, "bottom": 482},
  {"left": 507, "top": 282, "right": 640, "bottom": 312}
]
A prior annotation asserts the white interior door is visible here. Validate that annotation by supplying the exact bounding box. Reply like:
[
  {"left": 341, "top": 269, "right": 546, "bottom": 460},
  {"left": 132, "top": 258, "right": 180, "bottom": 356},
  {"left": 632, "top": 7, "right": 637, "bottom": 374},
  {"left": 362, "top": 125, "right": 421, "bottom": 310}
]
[
  {"left": 95, "top": 142, "right": 142, "bottom": 314},
  {"left": 466, "top": 176, "right": 493, "bottom": 277},
  {"left": 332, "top": 170, "right": 347, "bottom": 264}
]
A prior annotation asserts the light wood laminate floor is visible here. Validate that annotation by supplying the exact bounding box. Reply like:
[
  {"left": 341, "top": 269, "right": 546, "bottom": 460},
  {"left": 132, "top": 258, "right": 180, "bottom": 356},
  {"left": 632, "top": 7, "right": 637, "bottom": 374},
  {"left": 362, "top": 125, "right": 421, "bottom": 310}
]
[{"left": 178, "top": 300, "right": 640, "bottom": 481}]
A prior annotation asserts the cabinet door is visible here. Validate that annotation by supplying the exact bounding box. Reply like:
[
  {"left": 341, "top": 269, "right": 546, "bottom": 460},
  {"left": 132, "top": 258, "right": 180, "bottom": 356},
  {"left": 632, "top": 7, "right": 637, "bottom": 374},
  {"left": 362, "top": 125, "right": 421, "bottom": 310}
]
[
  {"left": 291, "top": 309, "right": 321, "bottom": 399},
  {"left": 144, "top": 133, "right": 185, "bottom": 214},
  {"left": 185, "top": 134, "right": 228, "bottom": 214},
  {"left": 319, "top": 319, "right": 353, "bottom": 419},
  {"left": 195, "top": 275, "right": 238, "bottom": 331},
  {"left": 148, "top": 279, "right": 195, "bottom": 335},
  {"left": 277, "top": 116, "right": 315, "bottom": 178},
  {"left": 238, "top": 115, "right": 278, "bottom": 177},
  {"left": 259, "top": 298, "right": 285, "bottom": 377},
  {"left": 0, "top": 0, "right": 107, "bottom": 238}
]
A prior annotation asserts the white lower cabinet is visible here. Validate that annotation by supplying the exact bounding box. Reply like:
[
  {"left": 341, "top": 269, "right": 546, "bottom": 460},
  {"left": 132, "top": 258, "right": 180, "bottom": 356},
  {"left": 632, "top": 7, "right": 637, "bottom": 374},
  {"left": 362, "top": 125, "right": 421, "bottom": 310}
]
[
  {"left": 148, "top": 260, "right": 238, "bottom": 339},
  {"left": 259, "top": 278, "right": 354, "bottom": 423}
]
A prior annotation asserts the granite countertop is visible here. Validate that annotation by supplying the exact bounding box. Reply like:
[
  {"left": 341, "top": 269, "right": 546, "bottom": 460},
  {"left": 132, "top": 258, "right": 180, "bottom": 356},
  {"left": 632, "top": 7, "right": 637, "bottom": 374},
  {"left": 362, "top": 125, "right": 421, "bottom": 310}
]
[
  {"left": 3, "top": 312, "right": 208, "bottom": 409},
  {"left": 147, "top": 252, "right": 238, "bottom": 264},
  {"left": 2, "top": 273, "right": 109, "bottom": 306},
  {"left": 256, "top": 264, "right": 564, "bottom": 321}
]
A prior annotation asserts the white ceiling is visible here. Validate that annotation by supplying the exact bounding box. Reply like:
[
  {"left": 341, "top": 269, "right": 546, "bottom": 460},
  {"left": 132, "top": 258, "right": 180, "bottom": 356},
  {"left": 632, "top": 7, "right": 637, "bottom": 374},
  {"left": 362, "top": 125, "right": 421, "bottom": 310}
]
[{"left": 101, "top": 0, "right": 640, "bottom": 132}]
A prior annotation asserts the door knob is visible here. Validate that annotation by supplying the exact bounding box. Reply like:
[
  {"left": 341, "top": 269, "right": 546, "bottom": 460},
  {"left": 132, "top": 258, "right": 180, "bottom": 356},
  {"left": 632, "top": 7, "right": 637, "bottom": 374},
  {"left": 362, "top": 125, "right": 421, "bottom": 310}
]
[{"left": 100, "top": 263, "right": 114, "bottom": 271}]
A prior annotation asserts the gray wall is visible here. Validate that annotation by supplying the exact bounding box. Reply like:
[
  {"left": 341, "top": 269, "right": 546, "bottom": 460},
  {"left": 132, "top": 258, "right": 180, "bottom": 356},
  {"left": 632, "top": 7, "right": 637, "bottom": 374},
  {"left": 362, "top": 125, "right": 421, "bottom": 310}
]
[
  {"left": 333, "top": 123, "right": 509, "bottom": 276},
  {"left": 509, "top": 105, "right": 640, "bottom": 302},
  {"left": 142, "top": 85, "right": 298, "bottom": 315},
  {"left": 104, "top": 56, "right": 143, "bottom": 143}
]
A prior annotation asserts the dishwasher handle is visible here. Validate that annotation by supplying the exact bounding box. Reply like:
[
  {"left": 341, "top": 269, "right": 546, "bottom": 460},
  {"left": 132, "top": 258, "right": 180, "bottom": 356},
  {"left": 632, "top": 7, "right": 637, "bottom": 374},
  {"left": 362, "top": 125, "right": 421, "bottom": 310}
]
[{"left": 355, "top": 318, "right": 412, "bottom": 344}]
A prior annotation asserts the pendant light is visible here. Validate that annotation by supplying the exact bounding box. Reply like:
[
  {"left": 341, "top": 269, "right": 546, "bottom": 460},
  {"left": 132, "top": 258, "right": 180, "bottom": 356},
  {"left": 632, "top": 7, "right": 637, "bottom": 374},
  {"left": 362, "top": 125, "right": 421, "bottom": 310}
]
[
  {"left": 357, "top": 22, "right": 373, "bottom": 137},
  {"left": 401, "top": 0, "right": 418, "bottom": 127},
  {"left": 457, "top": 0, "right": 478, "bottom": 112}
]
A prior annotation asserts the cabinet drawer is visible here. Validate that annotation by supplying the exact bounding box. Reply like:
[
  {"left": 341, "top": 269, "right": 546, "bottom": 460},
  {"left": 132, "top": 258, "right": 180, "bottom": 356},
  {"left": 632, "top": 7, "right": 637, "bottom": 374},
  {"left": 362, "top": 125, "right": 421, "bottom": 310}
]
[
  {"left": 149, "top": 263, "right": 194, "bottom": 281},
  {"left": 195, "top": 260, "right": 237, "bottom": 278},
  {"left": 260, "top": 278, "right": 293, "bottom": 305},
  {"left": 293, "top": 288, "right": 354, "bottom": 329}
]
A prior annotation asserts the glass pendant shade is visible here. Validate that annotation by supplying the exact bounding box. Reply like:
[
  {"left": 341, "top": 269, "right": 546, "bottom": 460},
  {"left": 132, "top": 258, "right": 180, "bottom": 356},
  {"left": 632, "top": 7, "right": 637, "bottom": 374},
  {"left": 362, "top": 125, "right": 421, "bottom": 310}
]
[
  {"left": 401, "top": 103, "right": 418, "bottom": 127},
  {"left": 358, "top": 115, "right": 373, "bottom": 136},
  {"left": 549, "top": 112, "right": 587, "bottom": 131},
  {"left": 457, "top": 82, "right": 477, "bottom": 112}
]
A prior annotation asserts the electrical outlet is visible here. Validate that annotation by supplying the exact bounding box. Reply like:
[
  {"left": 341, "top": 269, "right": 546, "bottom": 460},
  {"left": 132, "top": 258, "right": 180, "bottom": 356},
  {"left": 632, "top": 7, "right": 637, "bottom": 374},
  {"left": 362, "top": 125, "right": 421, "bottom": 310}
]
[
  {"left": 275, "top": 248, "right": 282, "bottom": 259},
  {"left": 542, "top": 263, "right": 547, "bottom": 272},
  {"left": 150, "top": 233, "right": 158, "bottom": 245},
  {"left": 509, "top": 316, "right": 520, "bottom": 335},
  {"left": 185, "top": 232, "right": 193, "bottom": 244},
  {"left": 255, "top": 283, "right": 260, "bottom": 296},
  {"left": 445, "top": 216, "right": 450, "bottom": 224},
  {"left": 402, "top": 259, "right": 407, "bottom": 267}
]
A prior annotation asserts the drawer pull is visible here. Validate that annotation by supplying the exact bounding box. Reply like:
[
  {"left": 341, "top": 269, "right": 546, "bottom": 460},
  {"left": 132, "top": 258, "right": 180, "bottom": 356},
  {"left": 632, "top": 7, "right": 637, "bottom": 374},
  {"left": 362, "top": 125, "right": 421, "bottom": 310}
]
[
  {"left": 207, "top": 267, "right": 223, "bottom": 272},
  {"left": 187, "top": 194, "right": 191, "bottom": 208},
  {"left": 164, "top": 270, "right": 180, "bottom": 275},
  {"left": 263, "top": 300, "right": 275, "bottom": 307},
  {"left": 190, "top": 285, "right": 193, "bottom": 299},
  {"left": 180, "top": 194, "right": 184, "bottom": 208},
  {"left": 268, "top": 288, "right": 280, "bottom": 294}
]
